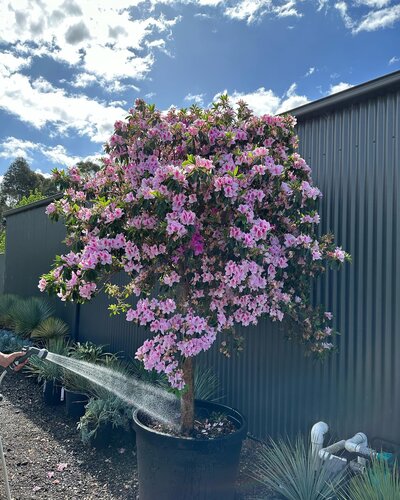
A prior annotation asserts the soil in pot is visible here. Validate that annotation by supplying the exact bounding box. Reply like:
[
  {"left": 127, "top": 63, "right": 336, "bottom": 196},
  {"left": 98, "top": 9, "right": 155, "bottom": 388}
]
[
  {"left": 43, "top": 380, "right": 62, "bottom": 406},
  {"left": 133, "top": 400, "right": 247, "bottom": 500},
  {"left": 65, "top": 389, "right": 89, "bottom": 420}
]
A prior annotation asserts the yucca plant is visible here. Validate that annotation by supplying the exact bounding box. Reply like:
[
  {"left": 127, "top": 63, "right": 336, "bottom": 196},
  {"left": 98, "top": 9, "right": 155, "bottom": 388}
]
[
  {"left": 11, "top": 297, "right": 54, "bottom": 338},
  {"left": 69, "top": 341, "right": 115, "bottom": 364},
  {"left": 342, "top": 458, "right": 400, "bottom": 500},
  {"left": 133, "top": 359, "right": 222, "bottom": 401},
  {"left": 0, "top": 294, "right": 23, "bottom": 329},
  {"left": 31, "top": 316, "right": 69, "bottom": 340},
  {"left": 249, "top": 437, "right": 345, "bottom": 500}
]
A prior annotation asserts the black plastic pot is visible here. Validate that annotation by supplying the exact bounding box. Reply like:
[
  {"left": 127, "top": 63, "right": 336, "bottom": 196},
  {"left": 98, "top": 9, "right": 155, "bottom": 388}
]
[
  {"left": 90, "top": 424, "right": 136, "bottom": 449},
  {"left": 65, "top": 390, "right": 88, "bottom": 420},
  {"left": 133, "top": 400, "right": 247, "bottom": 500},
  {"left": 43, "top": 380, "right": 62, "bottom": 406}
]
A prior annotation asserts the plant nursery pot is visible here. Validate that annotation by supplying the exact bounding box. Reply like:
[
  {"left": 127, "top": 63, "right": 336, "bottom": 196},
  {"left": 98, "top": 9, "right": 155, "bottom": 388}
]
[
  {"left": 132, "top": 400, "right": 247, "bottom": 500},
  {"left": 92, "top": 423, "right": 114, "bottom": 449},
  {"left": 43, "top": 380, "right": 62, "bottom": 406},
  {"left": 65, "top": 390, "right": 89, "bottom": 420}
]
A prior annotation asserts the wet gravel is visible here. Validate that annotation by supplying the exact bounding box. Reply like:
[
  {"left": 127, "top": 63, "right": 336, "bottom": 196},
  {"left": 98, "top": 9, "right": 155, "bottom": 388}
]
[{"left": 0, "top": 373, "right": 271, "bottom": 499}]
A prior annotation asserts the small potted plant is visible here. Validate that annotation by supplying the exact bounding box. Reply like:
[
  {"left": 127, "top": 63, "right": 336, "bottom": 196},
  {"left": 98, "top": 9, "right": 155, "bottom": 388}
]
[
  {"left": 26, "top": 337, "right": 69, "bottom": 405},
  {"left": 41, "top": 97, "right": 349, "bottom": 499}
]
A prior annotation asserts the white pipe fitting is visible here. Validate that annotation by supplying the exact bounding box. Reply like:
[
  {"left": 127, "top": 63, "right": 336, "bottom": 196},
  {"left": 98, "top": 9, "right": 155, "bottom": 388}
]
[
  {"left": 345, "top": 432, "right": 368, "bottom": 453},
  {"left": 311, "top": 421, "right": 329, "bottom": 457},
  {"left": 345, "top": 432, "right": 376, "bottom": 461},
  {"left": 319, "top": 440, "right": 346, "bottom": 461}
]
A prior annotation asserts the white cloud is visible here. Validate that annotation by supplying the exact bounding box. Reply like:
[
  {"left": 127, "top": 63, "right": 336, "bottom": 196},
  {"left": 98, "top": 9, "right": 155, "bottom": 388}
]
[
  {"left": 0, "top": 1, "right": 179, "bottom": 86},
  {"left": 329, "top": 82, "right": 353, "bottom": 94},
  {"left": 0, "top": 65, "right": 126, "bottom": 142},
  {"left": 305, "top": 67, "right": 315, "bottom": 77},
  {"left": 355, "top": 0, "right": 391, "bottom": 7},
  {"left": 335, "top": 1, "right": 400, "bottom": 33},
  {"left": 223, "top": 0, "right": 301, "bottom": 23},
  {"left": 389, "top": 56, "right": 400, "bottom": 65},
  {"left": 0, "top": 136, "right": 102, "bottom": 169},
  {"left": 0, "top": 137, "right": 39, "bottom": 162},
  {"left": 317, "top": 0, "right": 329, "bottom": 11},
  {"left": 184, "top": 93, "right": 205, "bottom": 105},
  {"left": 334, "top": 2, "right": 354, "bottom": 29},
  {"left": 353, "top": 5, "right": 400, "bottom": 33},
  {"left": 213, "top": 84, "right": 309, "bottom": 115},
  {"left": 34, "top": 168, "right": 52, "bottom": 179}
]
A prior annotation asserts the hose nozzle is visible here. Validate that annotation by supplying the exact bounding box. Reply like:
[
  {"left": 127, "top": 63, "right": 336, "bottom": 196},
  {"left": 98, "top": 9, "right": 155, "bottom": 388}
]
[{"left": 6, "top": 346, "right": 48, "bottom": 372}]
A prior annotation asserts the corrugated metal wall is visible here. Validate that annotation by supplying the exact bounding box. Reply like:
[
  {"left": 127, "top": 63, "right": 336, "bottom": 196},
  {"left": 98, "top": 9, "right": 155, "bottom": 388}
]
[
  {"left": 204, "top": 89, "right": 400, "bottom": 442},
  {"left": 3, "top": 86, "right": 399, "bottom": 443},
  {"left": 3, "top": 203, "right": 76, "bottom": 329},
  {"left": 0, "top": 254, "right": 5, "bottom": 294}
]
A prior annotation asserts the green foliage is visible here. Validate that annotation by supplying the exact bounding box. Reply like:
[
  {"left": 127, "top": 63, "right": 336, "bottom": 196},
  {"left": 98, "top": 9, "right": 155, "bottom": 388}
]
[
  {"left": 78, "top": 395, "right": 132, "bottom": 445},
  {"left": 69, "top": 341, "right": 115, "bottom": 363},
  {"left": 0, "top": 157, "right": 40, "bottom": 205},
  {"left": 10, "top": 297, "right": 54, "bottom": 338},
  {"left": 250, "top": 437, "right": 344, "bottom": 500},
  {"left": 75, "top": 160, "right": 101, "bottom": 176},
  {"left": 193, "top": 366, "right": 222, "bottom": 402},
  {"left": 132, "top": 359, "right": 222, "bottom": 402},
  {"left": 0, "top": 328, "right": 32, "bottom": 353},
  {"left": 25, "top": 337, "right": 70, "bottom": 383},
  {"left": 31, "top": 316, "right": 69, "bottom": 340},
  {"left": 0, "top": 294, "right": 23, "bottom": 329},
  {"left": 342, "top": 459, "right": 400, "bottom": 500},
  {"left": 15, "top": 189, "right": 47, "bottom": 208},
  {"left": 0, "top": 231, "right": 5, "bottom": 254}
]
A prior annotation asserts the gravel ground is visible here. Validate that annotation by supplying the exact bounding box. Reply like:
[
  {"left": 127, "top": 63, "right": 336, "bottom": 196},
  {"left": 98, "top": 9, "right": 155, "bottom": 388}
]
[{"left": 0, "top": 373, "right": 270, "bottom": 499}]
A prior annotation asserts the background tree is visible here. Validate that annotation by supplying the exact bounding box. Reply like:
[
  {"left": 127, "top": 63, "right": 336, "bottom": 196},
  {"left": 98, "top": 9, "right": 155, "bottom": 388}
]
[
  {"left": 0, "top": 157, "right": 41, "bottom": 205},
  {"left": 75, "top": 160, "right": 101, "bottom": 177}
]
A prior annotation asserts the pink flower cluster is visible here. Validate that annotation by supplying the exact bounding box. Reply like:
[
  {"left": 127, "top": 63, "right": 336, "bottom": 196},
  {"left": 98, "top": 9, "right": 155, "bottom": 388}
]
[{"left": 40, "top": 96, "right": 349, "bottom": 388}]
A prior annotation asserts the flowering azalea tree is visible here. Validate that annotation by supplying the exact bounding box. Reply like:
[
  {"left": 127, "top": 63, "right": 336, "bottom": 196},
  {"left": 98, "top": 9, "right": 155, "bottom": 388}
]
[{"left": 40, "top": 96, "right": 349, "bottom": 434}]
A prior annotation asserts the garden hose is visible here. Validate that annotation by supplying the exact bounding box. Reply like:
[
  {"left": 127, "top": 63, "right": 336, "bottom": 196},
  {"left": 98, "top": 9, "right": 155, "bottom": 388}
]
[{"left": 5, "top": 346, "right": 48, "bottom": 373}]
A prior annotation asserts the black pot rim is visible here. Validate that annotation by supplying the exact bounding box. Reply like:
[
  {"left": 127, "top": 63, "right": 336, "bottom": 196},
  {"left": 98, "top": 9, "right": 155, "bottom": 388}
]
[{"left": 133, "top": 399, "right": 247, "bottom": 443}]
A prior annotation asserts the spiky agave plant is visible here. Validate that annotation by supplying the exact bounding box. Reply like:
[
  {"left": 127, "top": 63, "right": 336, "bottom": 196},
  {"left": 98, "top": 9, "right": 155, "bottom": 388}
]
[
  {"left": 249, "top": 437, "right": 344, "bottom": 500},
  {"left": 132, "top": 359, "right": 222, "bottom": 402},
  {"left": 342, "top": 458, "right": 400, "bottom": 500},
  {"left": 31, "top": 316, "right": 69, "bottom": 340},
  {"left": 0, "top": 294, "right": 23, "bottom": 329},
  {"left": 11, "top": 297, "right": 54, "bottom": 338}
]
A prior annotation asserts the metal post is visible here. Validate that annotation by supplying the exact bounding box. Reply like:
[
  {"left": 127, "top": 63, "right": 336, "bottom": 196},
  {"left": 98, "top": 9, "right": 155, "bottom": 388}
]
[
  {"left": 0, "top": 435, "right": 12, "bottom": 500},
  {"left": 0, "top": 370, "right": 11, "bottom": 499}
]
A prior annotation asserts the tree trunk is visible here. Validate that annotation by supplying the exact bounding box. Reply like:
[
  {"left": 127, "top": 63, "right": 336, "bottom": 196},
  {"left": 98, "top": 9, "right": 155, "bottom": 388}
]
[{"left": 180, "top": 357, "right": 195, "bottom": 435}]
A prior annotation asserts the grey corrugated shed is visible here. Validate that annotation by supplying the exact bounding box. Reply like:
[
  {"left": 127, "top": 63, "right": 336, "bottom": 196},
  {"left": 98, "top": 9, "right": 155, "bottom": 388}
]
[{"left": 3, "top": 72, "right": 400, "bottom": 443}]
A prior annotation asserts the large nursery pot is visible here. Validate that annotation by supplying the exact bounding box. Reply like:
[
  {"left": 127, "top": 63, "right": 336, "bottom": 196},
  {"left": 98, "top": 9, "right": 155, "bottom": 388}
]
[
  {"left": 132, "top": 400, "right": 247, "bottom": 500},
  {"left": 43, "top": 380, "right": 62, "bottom": 406},
  {"left": 65, "top": 389, "right": 89, "bottom": 420}
]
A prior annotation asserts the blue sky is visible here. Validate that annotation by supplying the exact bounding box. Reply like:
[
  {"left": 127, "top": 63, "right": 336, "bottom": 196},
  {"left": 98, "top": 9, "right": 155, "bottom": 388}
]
[{"left": 0, "top": 0, "right": 399, "bottom": 178}]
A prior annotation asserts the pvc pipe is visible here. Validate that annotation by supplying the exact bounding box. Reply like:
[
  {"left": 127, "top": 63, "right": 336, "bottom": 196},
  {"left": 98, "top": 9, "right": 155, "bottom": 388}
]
[
  {"left": 345, "top": 432, "right": 376, "bottom": 463},
  {"left": 345, "top": 432, "right": 368, "bottom": 453},
  {"left": 319, "top": 440, "right": 346, "bottom": 461},
  {"left": 311, "top": 421, "right": 329, "bottom": 457}
]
